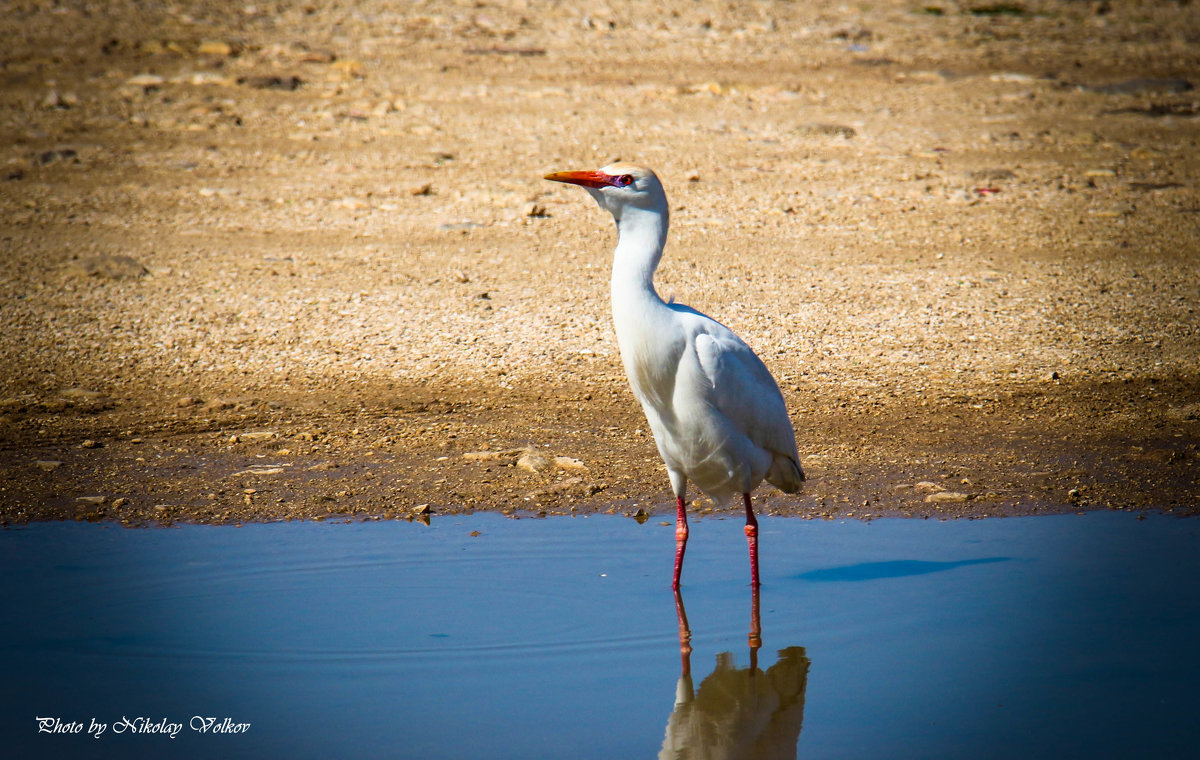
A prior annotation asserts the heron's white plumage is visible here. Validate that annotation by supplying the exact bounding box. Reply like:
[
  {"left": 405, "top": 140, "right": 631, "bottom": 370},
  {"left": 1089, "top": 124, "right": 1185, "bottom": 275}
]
[{"left": 546, "top": 162, "right": 803, "bottom": 506}]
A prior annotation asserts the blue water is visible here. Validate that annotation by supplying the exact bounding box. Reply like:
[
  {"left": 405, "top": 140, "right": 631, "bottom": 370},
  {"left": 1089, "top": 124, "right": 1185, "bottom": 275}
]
[{"left": 1, "top": 512, "right": 1198, "bottom": 759}]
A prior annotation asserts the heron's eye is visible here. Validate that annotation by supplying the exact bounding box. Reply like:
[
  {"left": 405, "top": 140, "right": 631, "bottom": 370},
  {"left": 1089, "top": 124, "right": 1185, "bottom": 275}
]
[{"left": 615, "top": 174, "right": 634, "bottom": 187}]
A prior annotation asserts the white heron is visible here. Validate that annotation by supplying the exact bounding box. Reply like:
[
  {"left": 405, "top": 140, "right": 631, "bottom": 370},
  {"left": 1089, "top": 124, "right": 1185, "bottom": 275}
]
[{"left": 544, "top": 162, "right": 804, "bottom": 589}]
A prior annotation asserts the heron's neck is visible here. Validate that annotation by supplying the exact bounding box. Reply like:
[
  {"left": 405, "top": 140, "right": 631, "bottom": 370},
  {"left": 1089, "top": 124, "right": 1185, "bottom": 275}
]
[{"left": 610, "top": 204, "right": 669, "bottom": 306}]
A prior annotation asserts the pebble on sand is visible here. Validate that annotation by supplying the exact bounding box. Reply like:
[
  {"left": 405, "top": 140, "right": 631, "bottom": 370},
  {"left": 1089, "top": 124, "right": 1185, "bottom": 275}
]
[
  {"left": 66, "top": 254, "right": 148, "bottom": 280},
  {"left": 231, "top": 466, "right": 286, "bottom": 476},
  {"left": 125, "top": 74, "right": 165, "bottom": 87},
  {"left": 59, "top": 388, "right": 105, "bottom": 401},
  {"left": 517, "top": 449, "right": 554, "bottom": 473},
  {"left": 925, "top": 491, "right": 970, "bottom": 503},
  {"left": 234, "top": 431, "right": 279, "bottom": 443},
  {"left": 465, "top": 447, "right": 587, "bottom": 474},
  {"left": 197, "top": 40, "right": 235, "bottom": 56}
]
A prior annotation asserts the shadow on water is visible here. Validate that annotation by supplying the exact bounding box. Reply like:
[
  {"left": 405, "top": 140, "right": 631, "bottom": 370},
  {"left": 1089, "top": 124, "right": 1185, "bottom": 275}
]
[
  {"left": 797, "top": 556, "right": 1010, "bottom": 582},
  {"left": 662, "top": 587, "right": 810, "bottom": 760}
]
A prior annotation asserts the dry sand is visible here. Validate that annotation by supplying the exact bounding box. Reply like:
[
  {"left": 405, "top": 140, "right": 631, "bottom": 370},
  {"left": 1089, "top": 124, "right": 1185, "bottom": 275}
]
[{"left": 1, "top": 0, "right": 1198, "bottom": 525}]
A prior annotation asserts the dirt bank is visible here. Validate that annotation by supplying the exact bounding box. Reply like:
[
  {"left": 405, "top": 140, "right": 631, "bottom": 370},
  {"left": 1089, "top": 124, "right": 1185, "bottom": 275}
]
[{"left": 2, "top": 0, "right": 1198, "bottom": 525}]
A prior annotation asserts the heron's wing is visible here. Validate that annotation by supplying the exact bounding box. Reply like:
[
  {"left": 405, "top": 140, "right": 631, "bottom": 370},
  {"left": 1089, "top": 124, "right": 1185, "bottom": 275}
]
[{"left": 693, "top": 327, "right": 801, "bottom": 471}]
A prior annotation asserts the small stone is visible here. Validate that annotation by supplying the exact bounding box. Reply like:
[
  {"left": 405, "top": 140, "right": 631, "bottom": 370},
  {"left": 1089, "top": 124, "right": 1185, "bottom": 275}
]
[
  {"left": 372, "top": 99, "right": 397, "bottom": 117},
  {"left": 902, "top": 69, "right": 957, "bottom": 84},
  {"left": 238, "top": 431, "right": 278, "bottom": 442},
  {"left": 413, "top": 504, "right": 431, "bottom": 514},
  {"left": 408, "top": 183, "right": 435, "bottom": 196},
  {"left": 831, "top": 23, "right": 872, "bottom": 40},
  {"left": 231, "top": 466, "right": 285, "bottom": 476},
  {"left": 76, "top": 495, "right": 105, "bottom": 504},
  {"left": 36, "top": 148, "right": 78, "bottom": 166},
  {"left": 240, "top": 75, "right": 303, "bottom": 91},
  {"left": 330, "top": 59, "right": 366, "bottom": 79},
  {"left": 1129, "top": 146, "right": 1166, "bottom": 159},
  {"left": 111, "top": 497, "right": 128, "bottom": 509},
  {"left": 554, "top": 456, "right": 587, "bottom": 471},
  {"left": 125, "top": 73, "right": 165, "bottom": 87},
  {"left": 463, "top": 448, "right": 526, "bottom": 462},
  {"left": 81, "top": 439, "right": 100, "bottom": 449},
  {"left": 67, "top": 254, "right": 147, "bottom": 280},
  {"left": 685, "top": 81, "right": 725, "bottom": 95},
  {"left": 796, "top": 123, "right": 856, "bottom": 139},
  {"left": 197, "top": 40, "right": 235, "bottom": 56},
  {"left": 60, "top": 387, "right": 104, "bottom": 401},
  {"left": 517, "top": 449, "right": 554, "bottom": 473},
  {"left": 969, "top": 168, "right": 1017, "bottom": 181},
  {"left": 1064, "top": 131, "right": 1101, "bottom": 146},
  {"left": 298, "top": 49, "right": 336, "bottom": 63},
  {"left": 176, "top": 396, "right": 200, "bottom": 407},
  {"left": 35, "top": 460, "right": 63, "bottom": 471},
  {"left": 914, "top": 481, "right": 941, "bottom": 491},
  {"left": 989, "top": 72, "right": 1034, "bottom": 83},
  {"left": 925, "top": 491, "right": 969, "bottom": 503}
]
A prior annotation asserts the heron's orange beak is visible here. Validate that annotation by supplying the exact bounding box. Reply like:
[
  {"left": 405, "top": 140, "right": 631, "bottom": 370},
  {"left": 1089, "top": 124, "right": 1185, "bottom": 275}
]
[{"left": 544, "top": 170, "right": 613, "bottom": 189}]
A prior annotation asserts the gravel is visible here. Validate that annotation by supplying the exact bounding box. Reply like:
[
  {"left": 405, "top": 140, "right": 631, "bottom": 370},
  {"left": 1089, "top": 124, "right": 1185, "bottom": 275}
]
[{"left": 1, "top": 0, "right": 1197, "bottom": 524}]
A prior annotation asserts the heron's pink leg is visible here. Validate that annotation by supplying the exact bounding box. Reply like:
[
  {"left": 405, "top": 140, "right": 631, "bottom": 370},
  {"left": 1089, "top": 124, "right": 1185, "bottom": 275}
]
[
  {"left": 743, "top": 492, "right": 760, "bottom": 589},
  {"left": 674, "top": 587, "right": 692, "bottom": 677},
  {"left": 672, "top": 496, "right": 689, "bottom": 591},
  {"left": 748, "top": 582, "right": 762, "bottom": 671}
]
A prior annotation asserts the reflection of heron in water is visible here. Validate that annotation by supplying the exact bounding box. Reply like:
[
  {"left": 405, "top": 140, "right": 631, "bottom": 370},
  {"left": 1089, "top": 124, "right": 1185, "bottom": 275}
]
[{"left": 660, "top": 588, "right": 810, "bottom": 760}]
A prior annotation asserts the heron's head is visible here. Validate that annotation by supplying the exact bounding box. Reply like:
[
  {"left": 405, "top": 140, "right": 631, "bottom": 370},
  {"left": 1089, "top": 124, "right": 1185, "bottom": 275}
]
[{"left": 544, "top": 162, "right": 666, "bottom": 222}]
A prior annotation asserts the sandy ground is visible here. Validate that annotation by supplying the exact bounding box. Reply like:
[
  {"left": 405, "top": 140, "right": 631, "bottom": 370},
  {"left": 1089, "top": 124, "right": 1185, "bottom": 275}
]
[{"left": 1, "top": 0, "right": 1198, "bottom": 526}]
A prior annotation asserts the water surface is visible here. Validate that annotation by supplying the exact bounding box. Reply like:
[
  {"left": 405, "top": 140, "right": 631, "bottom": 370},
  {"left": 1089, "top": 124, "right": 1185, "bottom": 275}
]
[{"left": 2, "top": 512, "right": 1197, "bottom": 759}]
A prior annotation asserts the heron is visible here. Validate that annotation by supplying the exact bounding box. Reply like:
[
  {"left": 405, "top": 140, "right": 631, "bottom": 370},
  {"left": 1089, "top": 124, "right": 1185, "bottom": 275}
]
[{"left": 545, "top": 163, "right": 804, "bottom": 589}]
